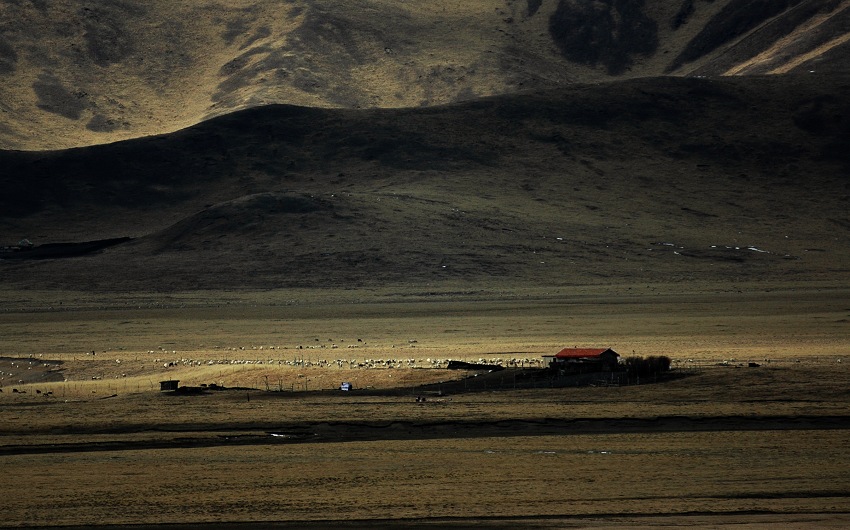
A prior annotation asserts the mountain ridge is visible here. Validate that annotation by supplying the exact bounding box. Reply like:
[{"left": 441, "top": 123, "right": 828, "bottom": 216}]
[{"left": 2, "top": 0, "right": 849, "bottom": 150}]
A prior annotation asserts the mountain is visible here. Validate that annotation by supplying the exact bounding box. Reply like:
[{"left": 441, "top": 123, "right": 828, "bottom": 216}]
[
  {"left": 2, "top": 74, "right": 848, "bottom": 292},
  {"left": 2, "top": 0, "right": 849, "bottom": 150}
]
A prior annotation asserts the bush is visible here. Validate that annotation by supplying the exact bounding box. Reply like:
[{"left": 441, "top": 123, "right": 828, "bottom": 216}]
[{"left": 624, "top": 355, "right": 671, "bottom": 379}]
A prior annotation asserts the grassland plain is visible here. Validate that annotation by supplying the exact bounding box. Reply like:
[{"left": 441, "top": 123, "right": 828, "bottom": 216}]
[
  {"left": 2, "top": 1, "right": 850, "bottom": 528},
  {"left": 1, "top": 285, "right": 849, "bottom": 528}
]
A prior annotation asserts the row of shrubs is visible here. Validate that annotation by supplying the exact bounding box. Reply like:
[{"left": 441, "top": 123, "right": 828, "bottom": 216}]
[{"left": 622, "top": 355, "right": 672, "bottom": 378}]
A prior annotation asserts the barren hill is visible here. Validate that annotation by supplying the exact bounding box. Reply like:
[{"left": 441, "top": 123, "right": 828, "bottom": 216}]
[
  {"left": 2, "top": 0, "right": 849, "bottom": 150},
  {"left": 2, "top": 74, "right": 848, "bottom": 292}
]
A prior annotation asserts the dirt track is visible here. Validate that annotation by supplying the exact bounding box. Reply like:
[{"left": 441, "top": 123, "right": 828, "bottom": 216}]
[
  {"left": 2, "top": 413, "right": 849, "bottom": 456},
  {"left": 11, "top": 513, "right": 850, "bottom": 530}
]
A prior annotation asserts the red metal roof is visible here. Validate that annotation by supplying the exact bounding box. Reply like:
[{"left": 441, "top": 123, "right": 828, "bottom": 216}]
[{"left": 554, "top": 348, "right": 616, "bottom": 359}]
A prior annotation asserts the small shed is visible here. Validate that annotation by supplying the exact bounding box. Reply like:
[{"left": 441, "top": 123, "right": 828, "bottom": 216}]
[
  {"left": 548, "top": 348, "right": 620, "bottom": 372},
  {"left": 159, "top": 380, "right": 180, "bottom": 391}
]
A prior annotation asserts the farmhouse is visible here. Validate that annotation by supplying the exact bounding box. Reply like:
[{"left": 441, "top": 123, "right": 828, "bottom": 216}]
[{"left": 544, "top": 348, "right": 620, "bottom": 373}]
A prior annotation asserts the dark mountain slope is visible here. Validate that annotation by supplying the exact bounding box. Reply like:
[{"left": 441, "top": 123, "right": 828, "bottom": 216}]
[{"left": 1, "top": 74, "right": 848, "bottom": 291}]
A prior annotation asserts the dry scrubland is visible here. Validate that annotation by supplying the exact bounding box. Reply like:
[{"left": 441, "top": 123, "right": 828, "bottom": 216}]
[
  {"left": 1, "top": 284, "right": 849, "bottom": 396},
  {"left": 2, "top": 285, "right": 850, "bottom": 528}
]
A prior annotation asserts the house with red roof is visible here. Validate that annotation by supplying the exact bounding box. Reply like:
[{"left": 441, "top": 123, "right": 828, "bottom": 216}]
[{"left": 543, "top": 347, "right": 621, "bottom": 373}]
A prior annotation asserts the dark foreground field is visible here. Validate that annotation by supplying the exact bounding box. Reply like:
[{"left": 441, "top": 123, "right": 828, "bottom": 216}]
[{"left": 2, "top": 385, "right": 850, "bottom": 529}]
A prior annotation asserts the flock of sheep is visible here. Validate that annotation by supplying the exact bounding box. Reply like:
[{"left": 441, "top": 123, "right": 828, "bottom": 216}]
[
  {"left": 0, "top": 358, "right": 59, "bottom": 387},
  {"left": 136, "top": 339, "right": 547, "bottom": 371},
  {"left": 153, "top": 355, "right": 547, "bottom": 370}
]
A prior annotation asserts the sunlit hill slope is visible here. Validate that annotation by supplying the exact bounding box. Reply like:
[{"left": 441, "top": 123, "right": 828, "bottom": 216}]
[{"left": 1, "top": 0, "right": 849, "bottom": 150}]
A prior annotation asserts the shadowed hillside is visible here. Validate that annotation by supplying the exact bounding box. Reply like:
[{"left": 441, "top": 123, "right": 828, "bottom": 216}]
[
  {"left": 1, "top": 74, "right": 848, "bottom": 292},
  {"left": 1, "top": 0, "right": 849, "bottom": 150}
]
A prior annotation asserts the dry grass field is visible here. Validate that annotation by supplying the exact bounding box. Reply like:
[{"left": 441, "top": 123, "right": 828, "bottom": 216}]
[{"left": 1, "top": 286, "right": 849, "bottom": 528}]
